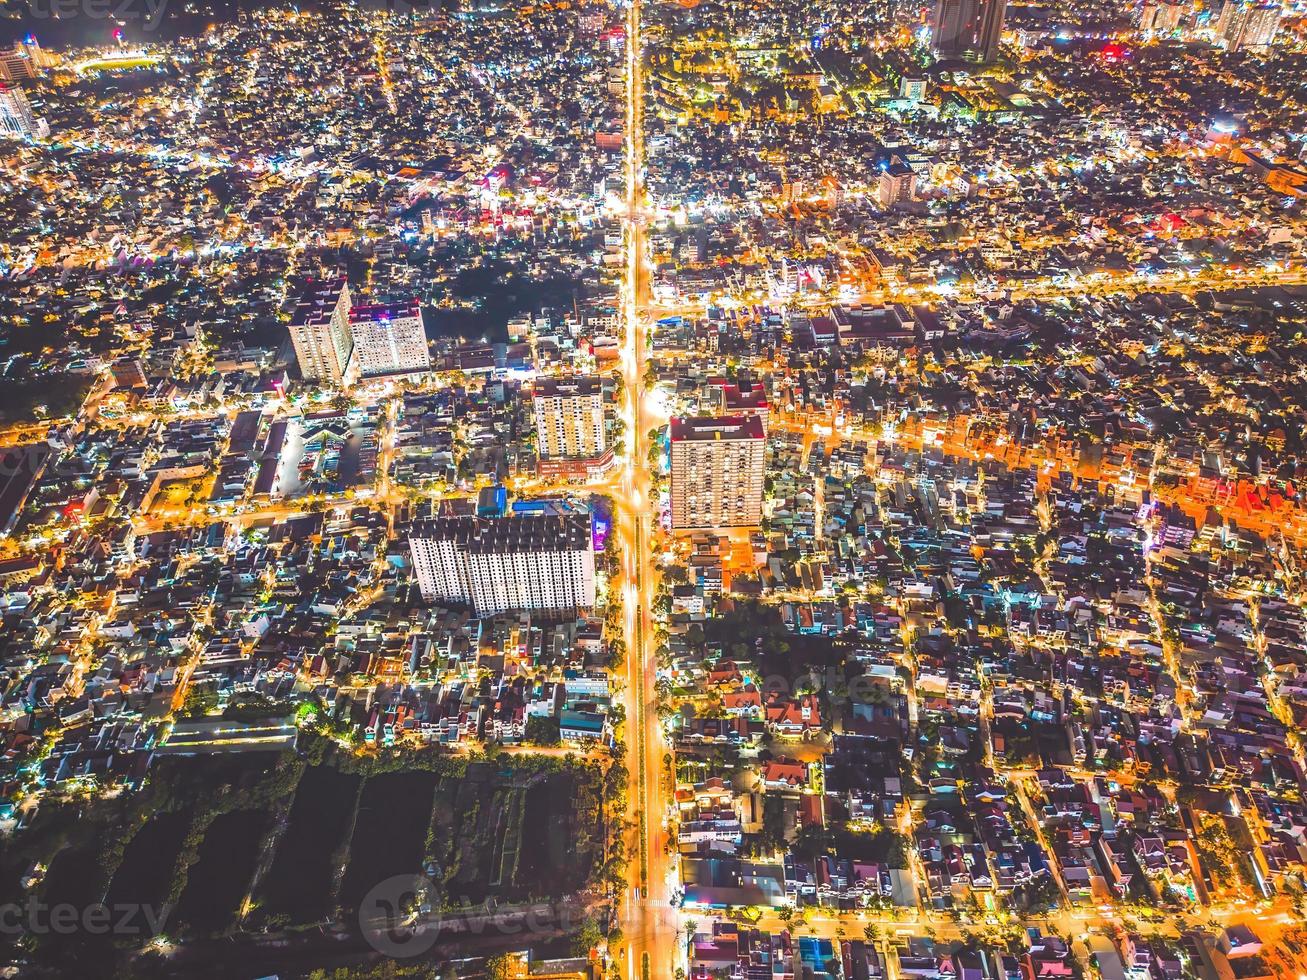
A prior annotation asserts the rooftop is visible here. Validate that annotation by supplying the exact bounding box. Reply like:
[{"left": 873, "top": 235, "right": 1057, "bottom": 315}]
[
  {"left": 534, "top": 375, "right": 603, "bottom": 398},
  {"left": 409, "top": 512, "right": 594, "bottom": 554},
  {"left": 291, "top": 276, "right": 349, "bottom": 328},
  {"left": 670, "top": 414, "right": 765, "bottom": 442}
]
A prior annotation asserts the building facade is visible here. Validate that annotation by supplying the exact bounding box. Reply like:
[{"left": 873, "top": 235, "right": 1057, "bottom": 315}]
[
  {"left": 533, "top": 376, "right": 606, "bottom": 461},
  {"left": 1139, "top": 0, "right": 1186, "bottom": 33},
  {"left": 670, "top": 415, "right": 766, "bottom": 531},
  {"left": 876, "top": 154, "right": 918, "bottom": 209},
  {"left": 932, "top": 0, "right": 1007, "bottom": 63},
  {"left": 899, "top": 76, "right": 928, "bottom": 101},
  {"left": 0, "top": 46, "right": 36, "bottom": 83},
  {"left": 0, "top": 83, "right": 36, "bottom": 139},
  {"left": 289, "top": 277, "right": 354, "bottom": 385},
  {"left": 408, "top": 513, "right": 596, "bottom": 615},
  {"left": 348, "top": 300, "right": 430, "bottom": 378},
  {"left": 1221, "top": 1, "right": 1280, "bottom": 51}
]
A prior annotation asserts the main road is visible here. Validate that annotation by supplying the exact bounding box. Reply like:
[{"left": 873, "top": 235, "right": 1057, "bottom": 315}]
[{"left": 615, "top": 0, "right": 680, "bottom": 975}]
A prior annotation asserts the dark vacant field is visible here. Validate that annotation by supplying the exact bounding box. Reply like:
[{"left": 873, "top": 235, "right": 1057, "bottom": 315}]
[
  {"left": 441, "top": 766, "right": 603, "bottom": 905},
  {"left": 254, "top": 765, "right": 361, "bottom": 925},
  {"left": 0, "top": 746, "right": 609, "bottom": 980},
  {"left": 338, "top": 771, "right": 438, "bottom": 911},
  {"left": 40, "top": 844, "right": 105, "bottom": 911},
  {"left": 173, "top": 808, "right": 271, "bottom": 935},
  {"left": 105, "top": 809, "right": 193, "bottom": 911},
  {"left": 518, "top": 771, "right": 597, "bottom": 899}
]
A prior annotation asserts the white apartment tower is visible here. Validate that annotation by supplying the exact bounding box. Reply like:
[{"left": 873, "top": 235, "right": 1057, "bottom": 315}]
[
  {"left": 1221, "top": 1, "right": 1281, "bottom": 51},
  {"left": 670, "top": 415, "right": 766, "bottom": 531},
  {"left": 0, "top": 83, "right": 36, "bottom": 139},
  {"left": 289, "top": 277, "right": 354, "bottom": 385},
  {"left": 348, "top": 300, "right": 431, "bottom": 378},
  {"left": 533, "top": 376, "right": 605, "bottom": 460},
  {"left": 408, "top": 513, "right": 596, "bottom": 616},
  {"left": 1140, "top": 0, "right": 1185, "bottom": 32}
]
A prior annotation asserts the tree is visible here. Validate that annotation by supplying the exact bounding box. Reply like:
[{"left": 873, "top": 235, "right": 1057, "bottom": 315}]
[
  {"left": 572, "top": 916, "right": 604, "bottom": 957},
  {"left": 524, "top": 715, "right": 561, "bottom": 746},
  {"left": 181, "top": 684, "right": 219, "bottom": 718}
]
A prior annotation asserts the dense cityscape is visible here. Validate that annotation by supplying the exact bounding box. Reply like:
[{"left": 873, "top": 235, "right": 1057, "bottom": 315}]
[{"left": 0, "top": 0, "right": 1305, "bottom": 977}]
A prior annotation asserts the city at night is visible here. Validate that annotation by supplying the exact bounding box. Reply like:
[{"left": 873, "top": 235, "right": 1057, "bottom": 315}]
[{"left": 0, "top": 0, "right": 1305, "bottom": 976}]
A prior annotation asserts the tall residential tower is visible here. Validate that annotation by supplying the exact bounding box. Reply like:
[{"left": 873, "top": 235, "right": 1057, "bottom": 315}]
[
  {"left": 1220, "top": 1, "right": 1281, "bottom": 51},
  {"left": 669, "top": 415, "right": 766, "bottom": 531},
  {"left": 289, "top": 277, "right": 354, "bottom": 385},
  {"left": 407, "top": 513, "right": 596, "bottom": 615},
  {"left": 348, "top": 299, "right": 431, "bottom": 378},
  {"left": 533, "top": 376, "right": 607, "bottom": 476},
  {"left": 932, "top": 0, "right": 1007, "bottom": 63},
  {"left": 0, "top": 83, "right": 37, "bottom": 139}
]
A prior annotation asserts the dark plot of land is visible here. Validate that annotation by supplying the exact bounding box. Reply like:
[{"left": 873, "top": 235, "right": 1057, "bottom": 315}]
[
  {"left": 255, "top": 766, "right": 361, "bottom": 924},
  {"left": 517, "top": 772, "right": 593, "bottom": 898},
  {"left": 40, "top": 845, "right": 106, "bottom": 911},
  {"left": 0, "top": 846, "right": 21, "bottom": 908},
  {"left": 442, "top": 767, "right": 506, "bottom": 905},
  {"left": 0, "top": 373, "right": 93, "bottom": 422},
  {"left": 173, "top": 808, "right": 271, "bottom": 935},
  {"left": 422, "top": 261, "right": 583, "bottom": 344},
  {"left": 105, "top": 808, "right": 193, "bottom": 911},
  {"left": 338, "top": 771, "right": 438, "bottom": 911},
  {"left": 440, "top": 767, "right": 602, "bottom": 905},
  {"left": 8, "top": 838, "right": 126, "bottom": 979}
]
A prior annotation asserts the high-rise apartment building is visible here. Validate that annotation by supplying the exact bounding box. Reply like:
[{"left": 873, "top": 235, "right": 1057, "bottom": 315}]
[
  {"left": 0, "top": 47, "right": 35, "bottom": 82},
  {"left": 932, "top": 0, "right": 1007, "bottom": 63},
  {"left": 347, "top": 299, "right": 430, "bottom": 378},
  {"left": 899, "top": 76, "right": 928, "bottom": 102},
  {"left": 1156, "top": 0, "right": 1186, "bottom": 31},
  {"left": 0, "top": 83, "right": 36, "bottom": 139},
  {"left": 670, "top": 415, "right": 766, "bottom": 531},
  {"left": 1220, "top": 1, "right": 1281, "bottom": 51},
  {"left": 289, "top": 277, "right": 353, "bottom": 385},
  {"left": 533, "top": 376, "right": 606, "bottom": 461},
  {"left": 1140, "top": 0, "right": 1185, "bottom": 32},
  {"left": 407, "top": 513, "right": 596, "bottom": 615},
  {"left": 876, "top": 153, "right": 918, "bottom": 209}
]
